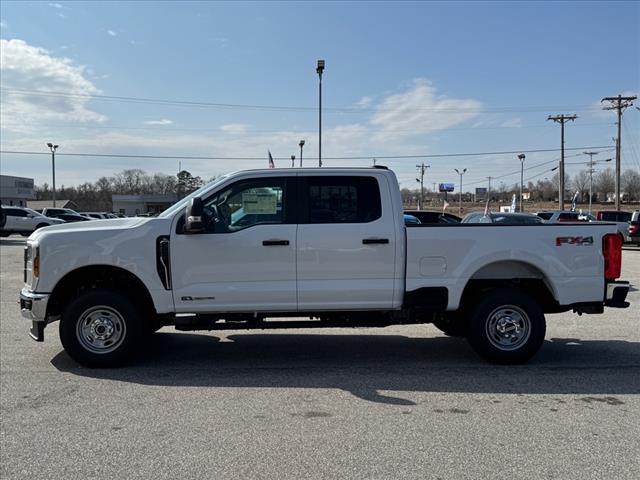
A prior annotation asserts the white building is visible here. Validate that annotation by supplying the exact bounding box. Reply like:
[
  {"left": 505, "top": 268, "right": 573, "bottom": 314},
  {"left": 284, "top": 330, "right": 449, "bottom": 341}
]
[
  {"left": 112, "top": 194, "right": 178, "bottom": 216},
  {"left": 0, "top": 175, "right": 35, "bottom": 207}
]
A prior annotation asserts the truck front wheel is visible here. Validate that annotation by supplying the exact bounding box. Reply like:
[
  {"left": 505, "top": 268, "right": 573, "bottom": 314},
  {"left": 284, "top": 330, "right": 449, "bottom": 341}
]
[
  {"left": 59, "top": 289, "right": 145, "bottom": 367},
  {"left": 467, "top": 289, "right": 545, "bottom": 364}
]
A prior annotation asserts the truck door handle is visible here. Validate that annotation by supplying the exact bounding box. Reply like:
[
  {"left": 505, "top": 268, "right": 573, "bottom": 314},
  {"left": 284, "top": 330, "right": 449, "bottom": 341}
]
[
  {"left": 262, "top": 240, "right": 290, "bottom": 246},
  {"left": 362, "top": 238, "right": 389, "bottom": 245}
]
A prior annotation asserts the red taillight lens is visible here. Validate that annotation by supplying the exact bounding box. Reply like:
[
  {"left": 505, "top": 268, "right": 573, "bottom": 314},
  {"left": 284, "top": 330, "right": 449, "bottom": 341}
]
[
  {"left": 629, "top": 224, "right": 639, "bottom": 235},
  {"left": 603, "top": 233, "right": 622, "bottom": 280}
]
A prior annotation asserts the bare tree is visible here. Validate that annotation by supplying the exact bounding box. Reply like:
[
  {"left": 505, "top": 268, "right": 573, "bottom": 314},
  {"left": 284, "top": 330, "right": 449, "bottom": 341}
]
[
  {"left": 595, "top": 168, "right": 615, "bottom": 201},
  {"left": 572, "top": 170, "right": 590, "bottom": 201},
  {"left": 621, "top": 169, "right": 640, "bottom": 202}
]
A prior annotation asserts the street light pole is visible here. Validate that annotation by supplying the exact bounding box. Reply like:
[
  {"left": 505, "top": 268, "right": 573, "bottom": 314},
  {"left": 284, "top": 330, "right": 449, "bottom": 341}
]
[
  {"left": 298, "top": 140, "right": 305, "bottom": 167},
  {"left": 584, "top": 151, "right": 599, "bottom": 215},
  {"left": 291, "top": 155, "right": 296, "bottom": 168},
  {"left": 454, "top": 168, "right": 466, "bottom": 216},
  {"left": 46, "top": 143, "right": 59, "bottom": 207},
  {"left": 316, "top": 60, "right": 325, "bottom": 167},
  {"left": 518, "top": 154, "right": 526, "bottom": 212}
]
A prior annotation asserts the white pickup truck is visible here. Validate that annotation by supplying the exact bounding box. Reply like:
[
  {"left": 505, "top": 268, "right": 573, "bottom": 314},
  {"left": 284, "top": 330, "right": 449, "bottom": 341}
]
[{"left": 20, "top": 167, "right": 630, "bottom": 367}]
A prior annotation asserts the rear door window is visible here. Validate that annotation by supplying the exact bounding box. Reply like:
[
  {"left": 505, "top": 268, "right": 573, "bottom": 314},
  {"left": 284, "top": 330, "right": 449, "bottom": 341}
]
[{"left": 301, "top": 176, "right": 382, "bottom": 224}]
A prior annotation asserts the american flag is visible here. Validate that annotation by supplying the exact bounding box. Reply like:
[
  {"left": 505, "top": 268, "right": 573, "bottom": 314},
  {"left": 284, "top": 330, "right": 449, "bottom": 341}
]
[{"left": 268, "top": 150, "right": 275, "bottom": 169}]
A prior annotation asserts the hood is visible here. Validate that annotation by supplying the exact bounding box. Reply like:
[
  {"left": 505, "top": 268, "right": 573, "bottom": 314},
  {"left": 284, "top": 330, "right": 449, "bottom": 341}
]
[{"left": 28, "top": 217, "right": 153, "bottom": 242}]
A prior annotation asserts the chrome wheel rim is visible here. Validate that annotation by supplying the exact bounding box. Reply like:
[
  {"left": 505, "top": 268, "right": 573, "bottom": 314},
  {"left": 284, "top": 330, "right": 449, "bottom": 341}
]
[
  {"left": 76, "top": 306, "right": 126, "bottom": 354},
  {"left": 485, "top": 305, "right": 531, "bottom": 351}
]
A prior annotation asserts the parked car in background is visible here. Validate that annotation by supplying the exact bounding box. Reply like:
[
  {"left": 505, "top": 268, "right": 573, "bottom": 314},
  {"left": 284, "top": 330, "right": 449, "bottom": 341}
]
[
  {"left": 0, "top": 207, "right": 64, "bottom": 237},
  {"left": 462, "top": 212, "right": 544, "bottom": 224},
  {"left": 535, "top": 211, "right": 588, "bottom": 223},
  {"left": 79, "top": 212, "right": 113, "bottom": 219},
  {"left": 52, "top": 214, "right": 92, "bottom": 223},
  {"left": 404, "top": 211, "right": 461, "bottom": 224},
  {"left": 42, "top": 207, "right": 82, "bottom": 218},
  {"left": 403, "top": 214, "right": 421, "bottom": 225},
  {"left": 628, "top": 221, "right": 640, "bottom": 245},
  {"left": 594, "top": 210, "right": 633, "bottom": 243}
]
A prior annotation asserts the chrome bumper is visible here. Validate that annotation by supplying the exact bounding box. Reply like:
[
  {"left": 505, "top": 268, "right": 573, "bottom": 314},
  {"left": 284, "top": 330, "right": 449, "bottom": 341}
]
[
  {"left": 20, "top": 289, "right": 50, "bottom": 341},
  {"left": 605, "top": 281, "right": 630, "bottom": 308}
]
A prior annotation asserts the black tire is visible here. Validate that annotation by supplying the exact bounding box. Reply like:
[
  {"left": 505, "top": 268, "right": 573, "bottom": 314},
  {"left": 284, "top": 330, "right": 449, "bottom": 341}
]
[
  {"left": 433, "top": 314, "right": 468, "bottom": 337},
  {"left": 35, "top": 223, "right": 49, "bottom": 231},
  {"left": 0, "top": 232, "right": 9, "bottom": 237},
  {"left": 467, "top": 289, "right": 545, "bottom": 364},
  {"left": 59, "top": 289, "right": 145, "bottom": 367}
]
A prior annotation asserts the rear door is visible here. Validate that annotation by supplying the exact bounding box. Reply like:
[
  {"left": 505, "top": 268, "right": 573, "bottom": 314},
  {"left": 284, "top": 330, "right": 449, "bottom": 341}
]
[{"left": 296, "top": 174, "right": 397, "bottom": 310}]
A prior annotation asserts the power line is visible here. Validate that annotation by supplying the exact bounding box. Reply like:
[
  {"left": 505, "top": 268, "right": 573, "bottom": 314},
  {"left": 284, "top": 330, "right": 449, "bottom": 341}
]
[
  {"left": 6, "top": 121, "right": 613, "bottom": 135},
  {"left": 0, "top": 145, "right": 612, "bottom": 161},
  {"left": 0, "top": 87, "right": 606, "bottom": 114}
]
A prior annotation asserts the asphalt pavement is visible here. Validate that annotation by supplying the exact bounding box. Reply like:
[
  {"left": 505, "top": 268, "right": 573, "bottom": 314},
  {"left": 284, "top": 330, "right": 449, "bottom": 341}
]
[{"left": 1, "top": 237, "right": 639, "bottom": 480}]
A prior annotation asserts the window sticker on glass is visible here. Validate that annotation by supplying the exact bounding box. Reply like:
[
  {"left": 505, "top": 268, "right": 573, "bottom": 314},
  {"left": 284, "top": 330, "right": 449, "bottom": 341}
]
[{"left": 242, "top": 192, "right": 278, "bottom": 214}]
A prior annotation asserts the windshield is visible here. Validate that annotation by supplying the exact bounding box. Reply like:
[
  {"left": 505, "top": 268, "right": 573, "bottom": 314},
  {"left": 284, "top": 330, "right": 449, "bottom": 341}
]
[
  {"left": 158, "top": 174, "right": 230, "bottom": 218},
  {"left": 24, "top": 208, "right": 45, "bottom": 217}
]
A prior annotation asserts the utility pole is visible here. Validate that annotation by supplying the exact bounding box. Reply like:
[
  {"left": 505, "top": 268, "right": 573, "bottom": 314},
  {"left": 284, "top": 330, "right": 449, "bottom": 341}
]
[
  {"left": 518, "top": 153, "right": 525, "bottom": 212},
  {"left": 454, "top": 168, "right": 466, "bottom": 216},
  {"left": 415, "top": 163, "right": 430, "bottom": 210},
  {"left": 46, "top": 143, "right": 59, "bottom": 207},
  {"left": 547, "top": 114, "right": 577, "bottom": 210},
  {"left": 316, "top": 60, "right": 325, "bottom": 167},
  {"left": 601, "top": 94, "right": 636, "bottom": 209}
]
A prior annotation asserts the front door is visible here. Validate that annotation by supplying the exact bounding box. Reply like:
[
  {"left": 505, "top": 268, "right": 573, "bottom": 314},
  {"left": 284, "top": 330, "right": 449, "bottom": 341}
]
[{"left": 170, "top": 176, "right": 297, "bottom": 313}]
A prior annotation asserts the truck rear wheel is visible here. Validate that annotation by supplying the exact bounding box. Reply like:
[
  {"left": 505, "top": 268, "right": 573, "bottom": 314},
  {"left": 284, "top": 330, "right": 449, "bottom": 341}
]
[
  {"left": 467, "top": 289, "right": 545, "bottom": 364},
  {"left": 59, "top": 289, "right": 145, "bottom": 367}
]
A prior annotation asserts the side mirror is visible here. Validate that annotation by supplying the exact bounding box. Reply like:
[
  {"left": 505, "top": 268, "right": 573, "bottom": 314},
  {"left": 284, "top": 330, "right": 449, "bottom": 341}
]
[{"left": 184, "top": 197, "right": 205, "bottom": 234}]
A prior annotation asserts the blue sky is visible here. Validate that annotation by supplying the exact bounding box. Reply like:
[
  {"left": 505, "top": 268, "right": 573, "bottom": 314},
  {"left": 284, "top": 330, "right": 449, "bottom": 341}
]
[{"left": 1, "top": 1, "right": 638, "bottom": 191}]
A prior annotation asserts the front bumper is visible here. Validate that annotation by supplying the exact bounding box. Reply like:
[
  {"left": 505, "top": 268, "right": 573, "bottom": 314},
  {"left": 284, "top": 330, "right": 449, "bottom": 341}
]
[
  {"left": 20, "top": 289, "right": 50, "bottom": 341},
  {"left": 605, "top": 281, "right": 630, "bottom": 308}
]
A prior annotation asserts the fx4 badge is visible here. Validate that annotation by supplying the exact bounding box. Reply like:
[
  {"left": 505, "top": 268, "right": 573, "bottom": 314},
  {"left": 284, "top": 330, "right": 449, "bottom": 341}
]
[{"left": 556, "top": 236, "right": 594, "bottom": 246}]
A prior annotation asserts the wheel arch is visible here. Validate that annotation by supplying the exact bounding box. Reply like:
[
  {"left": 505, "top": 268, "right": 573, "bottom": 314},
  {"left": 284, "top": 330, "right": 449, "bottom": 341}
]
[
  {"left": 460, "top": 260, "right": 559, "bottom": 313},
  {"left": 47, "top": 265, "right": 156, "bottom": 320}
]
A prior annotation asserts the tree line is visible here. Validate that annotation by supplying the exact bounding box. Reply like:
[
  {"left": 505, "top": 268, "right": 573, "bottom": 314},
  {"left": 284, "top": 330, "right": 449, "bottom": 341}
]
[
  {"left": 401, "top": 167, "right": 640, "bottom": 206},
  {"left": 35, "top": 169, "right": 208, "bottom": 211}
]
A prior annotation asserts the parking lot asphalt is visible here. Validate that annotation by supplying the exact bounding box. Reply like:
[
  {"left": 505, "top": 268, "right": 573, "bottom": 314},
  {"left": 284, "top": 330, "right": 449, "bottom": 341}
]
[{"left": 1, "top": 237, "right": 639, "bottom": 480}]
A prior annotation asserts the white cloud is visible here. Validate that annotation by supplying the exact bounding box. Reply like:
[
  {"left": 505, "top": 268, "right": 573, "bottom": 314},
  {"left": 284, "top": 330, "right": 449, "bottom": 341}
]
[
  {"left": 107, "top": 30, "right": 117, "bottom": 37},
  {"left": 0, "top": 39, "right": 106, "bottom": 133},
  {"left": 48, "top": 3, "right": 63, "bottom": 8},
  {"left": 210, "top": 37, "right": 229, "bottom": 48},
  {"left": 0, "top": 20, "right": 7, "bottom": 29},
  {"left": 369, "top": 79, "right": 482, "bottom": 142},
  {"left": 144, "top": 119, "right": 173, "bottom": 125},
  {"left": 355, "top": 96, "right": 372, "bottom": 108},
  {"left": 220, "top": 123, "right": 248, "bottom": 134}
]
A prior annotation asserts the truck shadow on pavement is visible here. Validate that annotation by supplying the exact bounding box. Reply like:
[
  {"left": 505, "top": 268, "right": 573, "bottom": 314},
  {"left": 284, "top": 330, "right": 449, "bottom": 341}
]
[{"left": 51, "top": 332, "right": 640, "bottom": 406}]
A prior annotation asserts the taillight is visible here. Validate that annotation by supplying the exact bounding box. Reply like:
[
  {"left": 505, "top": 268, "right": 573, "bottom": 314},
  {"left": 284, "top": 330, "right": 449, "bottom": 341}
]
[
  {"left": 603, "top": 234, "right": 622, "bottom": 280},
  {"left": 629, "top": 224, "right": 639, "bottom": 235}
]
